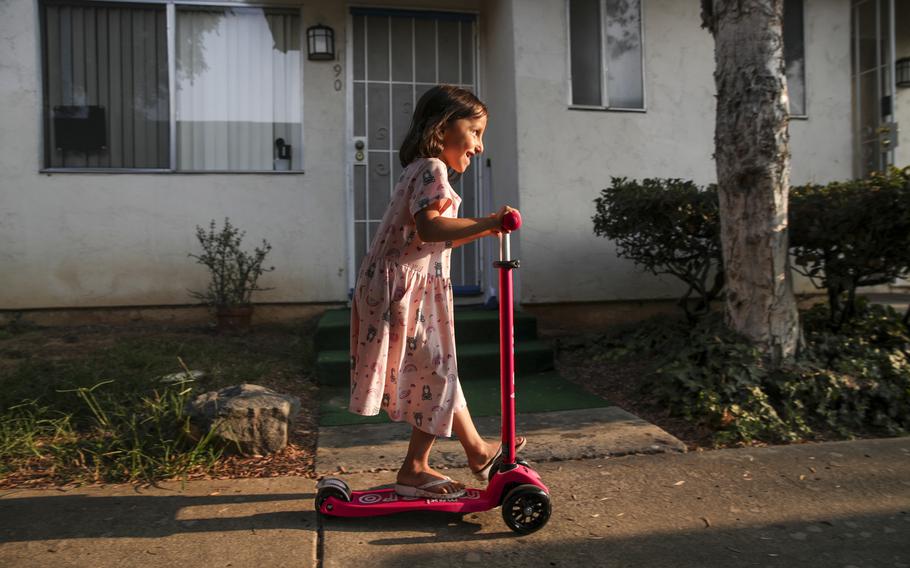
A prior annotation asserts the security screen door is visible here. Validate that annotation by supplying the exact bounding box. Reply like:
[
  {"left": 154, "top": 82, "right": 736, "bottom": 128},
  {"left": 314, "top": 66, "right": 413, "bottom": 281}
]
[
  {"left": 852, "top": 0, "right": 897, "bottom": 176},
  {"left": 349, "top": 8, "right": 483, "bottom": 295}
]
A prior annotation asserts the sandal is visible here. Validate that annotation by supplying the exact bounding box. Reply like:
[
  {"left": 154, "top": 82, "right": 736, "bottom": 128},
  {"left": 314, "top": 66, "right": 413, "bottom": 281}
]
[
  {"left": 471, "top": 437, "right": 527, "bottom": 482},
  {"left": 394, "top": 476, "right": 466, "bottom": 499}
]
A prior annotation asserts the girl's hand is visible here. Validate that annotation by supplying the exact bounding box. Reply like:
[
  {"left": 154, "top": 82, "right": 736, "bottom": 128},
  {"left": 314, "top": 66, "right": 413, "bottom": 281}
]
[{"left": 491, "top": 206, "right": 519, "bottom": 233}]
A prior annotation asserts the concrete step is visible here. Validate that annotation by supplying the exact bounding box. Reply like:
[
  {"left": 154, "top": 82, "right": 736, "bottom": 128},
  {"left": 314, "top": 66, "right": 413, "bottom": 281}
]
[
  {"left": 314, "top": 307, "right": 539, "bottom": 352},
  {"left": 317, "top": 340, "right": 554, "bottom": 385}
]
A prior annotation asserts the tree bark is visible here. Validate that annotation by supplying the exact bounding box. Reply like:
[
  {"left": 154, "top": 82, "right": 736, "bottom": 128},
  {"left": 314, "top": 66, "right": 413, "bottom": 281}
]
[{"left": 704, "top": 0, "right": 801, "bottom": 365}]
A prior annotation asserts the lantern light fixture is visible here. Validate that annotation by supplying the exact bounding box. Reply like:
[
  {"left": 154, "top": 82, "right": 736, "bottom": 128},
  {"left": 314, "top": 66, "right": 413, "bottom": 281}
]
[{"left": 307, "top": 24, "right": 335, "bottom": 61}]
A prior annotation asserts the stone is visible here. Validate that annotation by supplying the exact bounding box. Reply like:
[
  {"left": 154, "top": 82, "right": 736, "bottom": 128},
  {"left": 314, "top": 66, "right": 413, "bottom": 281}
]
[
  {"left": 184, "top": 384, "right": 301, "bottom": 456},
  {"left": 159, "top": 370, "right": 206, "bottom": 384}
]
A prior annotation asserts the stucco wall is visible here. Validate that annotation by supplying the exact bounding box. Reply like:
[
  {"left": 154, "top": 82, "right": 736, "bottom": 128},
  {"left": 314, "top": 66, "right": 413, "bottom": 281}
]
[
  {"left": 511, "top": 0, "right": 853, "bottom": 304},
  {"left": 477, "top": 0, "right": 522, "bottom": 299}
]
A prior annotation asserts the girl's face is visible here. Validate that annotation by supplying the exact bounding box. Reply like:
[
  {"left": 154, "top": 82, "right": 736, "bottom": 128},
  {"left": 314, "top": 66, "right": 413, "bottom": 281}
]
[{"left": 439, "top": 115, "right": 487, "bottom": 173}]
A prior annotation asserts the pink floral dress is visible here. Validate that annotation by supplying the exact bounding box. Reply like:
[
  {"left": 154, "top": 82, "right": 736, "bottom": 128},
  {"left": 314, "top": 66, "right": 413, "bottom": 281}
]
[{"left": 349, "top": 157, "right": 467, "bottom": 437}]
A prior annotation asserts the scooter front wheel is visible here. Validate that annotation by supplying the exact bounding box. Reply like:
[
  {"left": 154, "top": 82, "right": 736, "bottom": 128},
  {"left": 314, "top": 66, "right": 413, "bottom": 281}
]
[
  {"left": 501, "top": 484, "right": 551, "bottom": 534},
  {"left": 315, "top": 477, "right": 352, "bottom": 513}
]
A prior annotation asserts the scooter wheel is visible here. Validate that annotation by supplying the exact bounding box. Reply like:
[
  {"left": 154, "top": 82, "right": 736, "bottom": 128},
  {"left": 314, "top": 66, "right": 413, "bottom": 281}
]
[
  {"left": 501, "top": 484, "right": 551, "bottom": 535},
  {"left": 315, "top": 487, "right": 349, "bottom": 514}
]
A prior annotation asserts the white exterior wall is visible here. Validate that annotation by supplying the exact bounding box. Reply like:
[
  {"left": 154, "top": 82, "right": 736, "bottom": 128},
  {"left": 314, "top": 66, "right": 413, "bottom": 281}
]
[
  {"left": 511, "top": 0, "right": 853, "bottom": 304},
  {"left": 478, "top": 0, "right": 522, "bottom": 298}
]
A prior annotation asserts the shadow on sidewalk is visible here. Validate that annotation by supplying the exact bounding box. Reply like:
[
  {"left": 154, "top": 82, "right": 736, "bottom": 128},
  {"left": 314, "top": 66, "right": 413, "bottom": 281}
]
[
  {"left": 0, "top": 491, "right": 317, "bottom": 542},
  {"left": 330, "top": 509, "right": 910, "bottom": 567}
]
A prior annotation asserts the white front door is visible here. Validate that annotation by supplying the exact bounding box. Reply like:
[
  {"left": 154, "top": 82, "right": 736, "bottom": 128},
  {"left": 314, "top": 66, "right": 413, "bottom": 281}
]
[{"left": 347, "top": 8, "right": 484, "bottom": 296}]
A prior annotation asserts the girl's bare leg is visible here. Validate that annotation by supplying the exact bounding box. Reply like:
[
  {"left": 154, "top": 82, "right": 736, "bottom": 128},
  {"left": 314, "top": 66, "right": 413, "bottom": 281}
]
[
  {"left": 396, "top": 426, "right": 463, "bottom": 494},
  {"left": 452, "top": 406, "right": 503, "bottom": 472}
]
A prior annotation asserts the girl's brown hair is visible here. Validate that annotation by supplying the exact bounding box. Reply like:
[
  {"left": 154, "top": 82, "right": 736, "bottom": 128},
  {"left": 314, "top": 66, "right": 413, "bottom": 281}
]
[{"left": 399, "top": 84, "right": 487, "bottom": 167}]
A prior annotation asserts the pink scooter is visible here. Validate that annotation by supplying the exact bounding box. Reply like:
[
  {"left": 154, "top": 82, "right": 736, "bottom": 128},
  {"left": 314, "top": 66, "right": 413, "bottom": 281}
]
[{"left": 315, "top": 211, "right": 551, "bottom": 535}]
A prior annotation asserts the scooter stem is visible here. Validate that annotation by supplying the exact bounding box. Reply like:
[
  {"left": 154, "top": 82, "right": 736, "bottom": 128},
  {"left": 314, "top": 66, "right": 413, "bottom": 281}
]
[{"left": 496, "top": 211, "right": 521, "bottom": 465}]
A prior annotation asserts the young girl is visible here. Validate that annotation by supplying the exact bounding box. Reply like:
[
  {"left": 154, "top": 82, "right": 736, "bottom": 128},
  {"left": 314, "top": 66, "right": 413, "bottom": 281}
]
[{"left": 349, "top": 85, "right": 525, "bottom": 499}]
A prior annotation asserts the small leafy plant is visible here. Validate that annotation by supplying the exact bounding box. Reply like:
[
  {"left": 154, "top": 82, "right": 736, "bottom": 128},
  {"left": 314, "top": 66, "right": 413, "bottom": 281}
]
[{"left": 188, "top": 218, "right": 276, "bottom": 308}]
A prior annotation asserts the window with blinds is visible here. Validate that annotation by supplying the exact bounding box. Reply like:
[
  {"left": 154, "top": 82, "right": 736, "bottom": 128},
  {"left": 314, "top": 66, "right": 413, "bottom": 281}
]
[
  {"left": 42, "top": 2, "right": 169, "bottom": 168},
  {"left": 39, "top": 1, "right": 303, "bottom": 172}
]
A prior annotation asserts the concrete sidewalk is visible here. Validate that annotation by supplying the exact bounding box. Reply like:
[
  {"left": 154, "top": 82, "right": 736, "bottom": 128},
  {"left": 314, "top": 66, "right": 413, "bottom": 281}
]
[
  {"left": 2, "top": 437, "right": 909, "bottom": 567},
  {"left": 316, "top": 407, "right": 688, "bottom": 476}
]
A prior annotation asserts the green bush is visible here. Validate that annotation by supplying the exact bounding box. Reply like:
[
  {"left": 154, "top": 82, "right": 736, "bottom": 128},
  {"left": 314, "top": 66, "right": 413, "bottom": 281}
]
[
  {"left": 608, "top": 302, "right": 910, "bottom": 445},
  {"left": 788, "top": 167, "right": 910, "bottom": 327},
  {"left": 592, "top": 178, "right": 723, "bottom": 321}
]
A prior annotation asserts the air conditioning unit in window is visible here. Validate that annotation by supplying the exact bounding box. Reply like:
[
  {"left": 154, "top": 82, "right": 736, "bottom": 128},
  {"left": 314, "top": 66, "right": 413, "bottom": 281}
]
[{"left": 53, "top": 105, "right": 107, "bottom": 152}]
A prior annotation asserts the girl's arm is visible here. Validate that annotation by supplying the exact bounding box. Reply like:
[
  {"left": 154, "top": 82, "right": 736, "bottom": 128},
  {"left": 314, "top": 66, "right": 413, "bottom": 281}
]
[
  {"left": 447, "top": 230, "right": 495, "bottom": 249},
  {"left": 414, "top": 209, "right": 500, "bottom": 243}
]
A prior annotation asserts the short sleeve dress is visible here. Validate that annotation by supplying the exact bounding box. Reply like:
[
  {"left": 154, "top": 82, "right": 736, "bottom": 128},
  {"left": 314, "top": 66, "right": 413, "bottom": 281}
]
[{"left": 349, "top": 157, "right": 467, "bottom": 437}]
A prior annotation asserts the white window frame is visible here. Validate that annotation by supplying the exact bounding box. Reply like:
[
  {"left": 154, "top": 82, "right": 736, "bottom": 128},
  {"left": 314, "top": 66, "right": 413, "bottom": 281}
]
[
  {"left": 38, "top": 0, "right": 306, "bottom": 174},
  {"left": 566, "top": 0, "right": 647, "bottom": 113},
  {"left": 784, "top": 0, "right": 809, "bottom": 120}
]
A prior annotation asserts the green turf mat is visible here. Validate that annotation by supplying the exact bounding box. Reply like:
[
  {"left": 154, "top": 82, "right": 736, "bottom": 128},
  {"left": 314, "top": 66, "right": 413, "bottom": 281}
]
[{"left": 319, "top": 371, "right": 610, "bottom": 427}]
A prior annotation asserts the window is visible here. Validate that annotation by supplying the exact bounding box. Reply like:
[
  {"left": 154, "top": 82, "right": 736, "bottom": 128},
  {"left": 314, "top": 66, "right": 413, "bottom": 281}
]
[
  {"left": 568, "top": 0, "right": 645, "bottom": 110},
  {"left": 42, "top": 2, "right": 169, "bottom": 168},
  {"left": 783, "top": 0, "right": 806, "bottom": 116},
  {"left": 40, "top": 1, "right": 302, "bottom": 172}
]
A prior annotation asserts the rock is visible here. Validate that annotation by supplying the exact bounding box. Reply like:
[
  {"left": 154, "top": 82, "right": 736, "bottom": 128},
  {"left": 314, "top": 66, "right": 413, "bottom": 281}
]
[
  {"left": 184, "top": 384, "right": 301, "bottom": 456},
  {"left": 159, "top": 370, "right": 206, "bottom": 384}
]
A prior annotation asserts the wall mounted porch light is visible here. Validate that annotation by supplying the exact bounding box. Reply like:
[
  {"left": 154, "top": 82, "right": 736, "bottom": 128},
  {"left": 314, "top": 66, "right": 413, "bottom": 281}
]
[{"left": 307, "top": 24, "right": 335, "bottom": 61}]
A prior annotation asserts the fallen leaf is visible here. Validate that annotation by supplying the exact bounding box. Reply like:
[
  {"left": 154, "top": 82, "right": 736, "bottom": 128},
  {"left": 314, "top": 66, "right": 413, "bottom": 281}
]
[{"left": 700, "top": 516, "right": 711, "bottom": 528}]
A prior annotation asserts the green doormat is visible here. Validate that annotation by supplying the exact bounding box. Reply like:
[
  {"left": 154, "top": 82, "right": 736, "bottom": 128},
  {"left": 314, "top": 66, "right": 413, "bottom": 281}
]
[{"left": 319, "top": 371, "right": 610, "bottom": 427}]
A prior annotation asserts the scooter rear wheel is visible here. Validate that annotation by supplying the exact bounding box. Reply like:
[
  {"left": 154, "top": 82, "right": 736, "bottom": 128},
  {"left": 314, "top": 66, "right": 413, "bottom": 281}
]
[{"left": 501, "top": 484, "right": 551, "bottom": 534}]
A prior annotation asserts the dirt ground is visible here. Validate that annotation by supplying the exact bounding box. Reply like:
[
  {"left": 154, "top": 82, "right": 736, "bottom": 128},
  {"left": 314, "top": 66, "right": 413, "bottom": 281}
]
[{"left": 554, "top": 338, "right": 717, "bottom": 450}]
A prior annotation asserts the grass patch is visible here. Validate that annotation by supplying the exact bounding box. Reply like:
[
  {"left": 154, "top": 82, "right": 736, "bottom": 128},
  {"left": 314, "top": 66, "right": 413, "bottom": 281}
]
[{"left": 0, "top": 323, "right": 316, "bottom": 485}]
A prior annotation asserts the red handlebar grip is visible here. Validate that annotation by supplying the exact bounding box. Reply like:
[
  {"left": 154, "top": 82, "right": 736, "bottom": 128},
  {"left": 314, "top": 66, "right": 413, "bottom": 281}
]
[{"left": 501, "top": 210, "right": 522, "bottom": 231}]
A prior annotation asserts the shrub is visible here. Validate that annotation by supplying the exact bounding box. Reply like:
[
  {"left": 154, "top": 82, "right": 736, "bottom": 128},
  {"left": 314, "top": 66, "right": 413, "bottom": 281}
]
[
  {"left": 611, "top": 302, "right": 910, "bottom": 445},
  {"left": 592, "top": 178, "right": 723, "bottom": 321},
  {"left": 188, "top": 218, "right": 276, "bottom": 308},
  {"left": 789, "top": 167, "right": 910, "bottom": 328}
]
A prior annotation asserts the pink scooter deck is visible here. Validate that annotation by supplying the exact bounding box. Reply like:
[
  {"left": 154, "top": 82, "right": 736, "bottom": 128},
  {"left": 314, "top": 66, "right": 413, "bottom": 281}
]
[{"left": 318, "top": 462, "right": 547, "bottom": 517}]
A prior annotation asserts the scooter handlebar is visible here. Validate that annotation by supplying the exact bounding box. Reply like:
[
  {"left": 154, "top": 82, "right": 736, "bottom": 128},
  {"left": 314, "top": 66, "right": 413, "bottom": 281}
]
[{"left": 501, "top": 210, "right": 522, "bottom": 232}]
